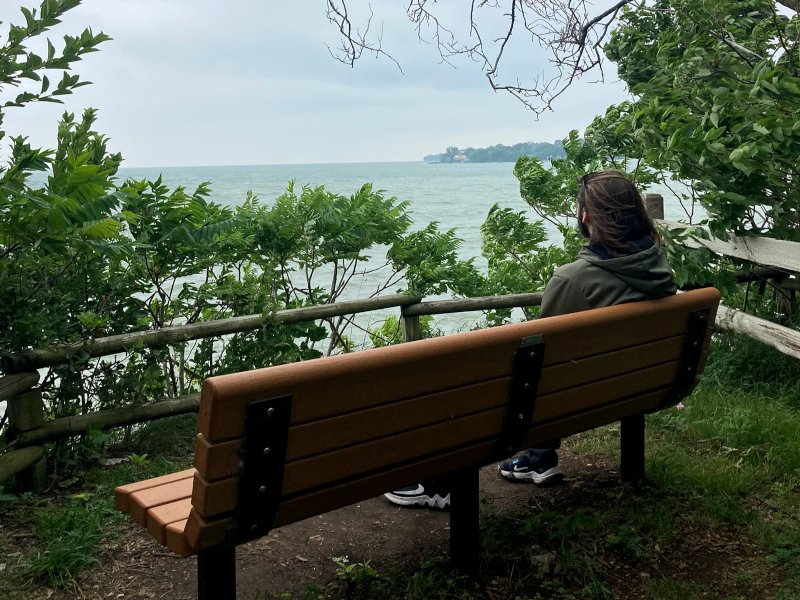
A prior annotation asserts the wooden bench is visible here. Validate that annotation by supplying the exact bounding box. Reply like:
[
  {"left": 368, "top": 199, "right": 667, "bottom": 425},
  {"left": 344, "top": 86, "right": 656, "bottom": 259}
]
[{"left": 116, "top": 287, "right": 720, "bottom": 599}]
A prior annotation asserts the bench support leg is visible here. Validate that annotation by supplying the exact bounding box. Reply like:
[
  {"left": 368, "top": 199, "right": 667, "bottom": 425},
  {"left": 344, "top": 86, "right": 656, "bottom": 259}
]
[
  {"left": 620, "top": 414, "right": 645, "bottom": 482},
  {"left": 449, "top": 466, "right": 480, "bottom": 576},
  {"left": 198, "top": 545, "right": 236, "bottom": 600}
]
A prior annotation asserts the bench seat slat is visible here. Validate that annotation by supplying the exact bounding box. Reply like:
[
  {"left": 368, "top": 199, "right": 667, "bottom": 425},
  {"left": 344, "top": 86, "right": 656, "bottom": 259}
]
[
  {"left": 535, "top": 361, "right": 679, "bottom": 421},
  {"left": 195, "top": 378, "right": 510, "bottom": 481},
  {"left": 194, "top": 437, "right": 241, "bottom": 483},
  {"left": 183, "top": 510, "right": 229, "bottom": 554},
  {"left": 540, "top": 335, "right": 683, "bottom": 395},
  {"left": 284, "top": 407, "right": 506, "bottom": 495},
  {"left": 191, "top": 407, "right": 506, "bottom": 518},
  {"left": 115, "top": 468, "right": 195, "bottom": 512},
  {"left": 129, "top": 476, "right": 194, "bottom": 526},
  {"left": 523, "top": 388, "right": 668, "bottom": 446},
  {"left": 146, "top": 497, "right": 193, "bottom": 545},
  {"left": 165, "top": 519, "right": 192, "bottom": 556},
  {"left": 192, "top": 472, "right": 238, "bottom": 518},
  {"left": 183, "top": 439, "right": 500, "bottom": 553},
  {"left": 288, "top": 378, "right": 508, "bottom": 460}
]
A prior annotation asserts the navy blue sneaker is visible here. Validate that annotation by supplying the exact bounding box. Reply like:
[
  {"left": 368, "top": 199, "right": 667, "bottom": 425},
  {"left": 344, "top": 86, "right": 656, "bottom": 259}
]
[
  {"left": 499, "top": 449, "right": 563, "bottom": 484},
  {"left": 384, "top": 480, "right": 450, "bottom": 509}
]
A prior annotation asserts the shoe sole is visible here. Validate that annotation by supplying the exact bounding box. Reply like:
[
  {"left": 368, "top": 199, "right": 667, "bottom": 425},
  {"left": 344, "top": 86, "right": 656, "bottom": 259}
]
[
  {"left": 383, "top": 492, "right": 450, "bottom": 509},
  {"left": 499, "top": 466, "right": 564, "bottom": 484}
]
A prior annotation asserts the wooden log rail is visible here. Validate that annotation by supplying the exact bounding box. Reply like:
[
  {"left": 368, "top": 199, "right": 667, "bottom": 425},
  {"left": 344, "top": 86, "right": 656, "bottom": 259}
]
[
  {"left": 647, "top": 192, "right": 800, "bottom": 277},
  {"left": 715, "top": 304, "right": 800, "bottom": 360},
  {"left": 647, "top": 193, "right": 799, "bottom": 358},
  {"left": 1, "top": 294, "right": 424, "bottom": 374},
  {"left": 9, "top": 394, "right": 200, "bottom": 447},
  {"left": 660, "top": 220, "right": 800, "bottom": 273}
]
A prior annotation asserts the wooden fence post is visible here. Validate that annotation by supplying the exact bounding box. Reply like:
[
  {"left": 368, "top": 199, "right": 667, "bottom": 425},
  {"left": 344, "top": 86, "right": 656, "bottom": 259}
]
[
  {"left": 401, "top": 309, "right": 421, "bottom": 343},
  {"left": 775, "top": 275, "right": 798, "bottom": 317},
  {"left": 644, "top": 193, "right": 665, "bottom": 220},
  {"left": 1, "top": 372, "right": 47, "bottom": 492}
]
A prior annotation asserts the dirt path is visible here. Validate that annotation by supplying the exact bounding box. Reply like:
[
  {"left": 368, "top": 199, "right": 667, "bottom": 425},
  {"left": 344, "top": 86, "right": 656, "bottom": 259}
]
[
  {"left": 19, "top": 449, "right": 785, "bottom": 600},
  {"left": 33, "top": 458, "right": 565, "bottom": 600}
]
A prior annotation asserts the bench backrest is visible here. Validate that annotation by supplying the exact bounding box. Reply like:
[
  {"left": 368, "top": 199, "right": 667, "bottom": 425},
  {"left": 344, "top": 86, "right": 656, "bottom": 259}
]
[{"left": 181, "top": 287, "right": 720, "bottom": 553}]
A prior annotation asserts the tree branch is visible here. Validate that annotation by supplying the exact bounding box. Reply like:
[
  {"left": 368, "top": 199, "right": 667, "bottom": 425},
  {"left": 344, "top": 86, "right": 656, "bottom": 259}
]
[
  {"left": 327, "top": 0, "right": 641, "bottom": 114},
  {"left": 325, "top": 1, "right": 404, "bottom": 74}
]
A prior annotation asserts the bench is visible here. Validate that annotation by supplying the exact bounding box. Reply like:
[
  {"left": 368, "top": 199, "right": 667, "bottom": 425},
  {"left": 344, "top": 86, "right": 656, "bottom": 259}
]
[{"left": 115, "top": 287, "right": 720, "bottom": 599}]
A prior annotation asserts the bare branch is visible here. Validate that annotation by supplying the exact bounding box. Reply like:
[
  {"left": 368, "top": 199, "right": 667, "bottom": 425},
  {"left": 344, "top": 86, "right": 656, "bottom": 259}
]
[
  {"left": 325, "top": 1, "right": 404, "bottom": 74},
  {"left": 328, "top": 0, "right": 641, "bottom": 114}
]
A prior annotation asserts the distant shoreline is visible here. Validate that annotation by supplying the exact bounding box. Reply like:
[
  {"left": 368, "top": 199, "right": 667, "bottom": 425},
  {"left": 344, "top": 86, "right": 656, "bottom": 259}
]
[{"left": 424, "top": 141, "right": 565, "bottom": 164}]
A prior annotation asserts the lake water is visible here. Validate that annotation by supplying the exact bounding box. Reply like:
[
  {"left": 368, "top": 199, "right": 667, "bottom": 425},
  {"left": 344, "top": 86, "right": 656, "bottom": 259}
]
[
  {"left": 119, "top": 162, "right": 535, "bottom": 270},
  {"left": 119, "top": 161, "right": 691, "bottom": 258},
  {"left": 117, "top": 161, "right": 690, "bottom": 337}
]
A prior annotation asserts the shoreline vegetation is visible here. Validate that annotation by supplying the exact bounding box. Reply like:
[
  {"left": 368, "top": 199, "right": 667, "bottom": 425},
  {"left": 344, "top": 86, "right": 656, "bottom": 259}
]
[{"left": 423, "top": 140, "right": 565, "bottom": 163}]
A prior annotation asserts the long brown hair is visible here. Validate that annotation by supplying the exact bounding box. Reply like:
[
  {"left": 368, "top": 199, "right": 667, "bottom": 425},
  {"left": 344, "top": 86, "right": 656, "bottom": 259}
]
[{"left": 577, "top": 171, "right": 660, "bottom": 256}]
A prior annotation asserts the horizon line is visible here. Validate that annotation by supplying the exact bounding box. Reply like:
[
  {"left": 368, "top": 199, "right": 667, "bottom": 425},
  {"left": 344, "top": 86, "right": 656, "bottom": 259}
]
[{"left": 118, "top": 159, "right": 424, "bottom": 170}]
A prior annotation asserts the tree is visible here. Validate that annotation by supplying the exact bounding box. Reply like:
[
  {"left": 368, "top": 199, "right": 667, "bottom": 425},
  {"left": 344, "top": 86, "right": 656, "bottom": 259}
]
[
  {"left": 0, "top": 1, "right": 115, "bottom": 350},
  {"left": 593, "top": 0, "right": 799, "bottom": 239}
]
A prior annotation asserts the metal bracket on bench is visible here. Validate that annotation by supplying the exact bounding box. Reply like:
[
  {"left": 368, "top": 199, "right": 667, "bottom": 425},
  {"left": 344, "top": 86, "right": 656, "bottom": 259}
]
[
  {"left": 494, "top": 335, "right": 545, "bottom": 459},
  {"left": 655, "top": 308, "right": 710, "bottom": 411},
  {"left": 234, "top": 394, "right": 292, "bottom": 543}
]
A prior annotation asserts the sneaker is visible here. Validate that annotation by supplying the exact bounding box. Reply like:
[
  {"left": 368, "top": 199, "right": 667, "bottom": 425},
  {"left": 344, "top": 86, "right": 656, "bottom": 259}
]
[
  {"left": 499, "top": 449, "right": 564, "bottom": 484},
  {"left": 384, "top": 480, "right": 450, "bottom": 509}
]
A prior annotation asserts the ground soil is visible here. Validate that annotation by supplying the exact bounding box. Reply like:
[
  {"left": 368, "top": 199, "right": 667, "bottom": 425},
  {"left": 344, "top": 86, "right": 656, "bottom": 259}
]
[{"left": 5, "top": 448, "right": 785, "bottom": 600}]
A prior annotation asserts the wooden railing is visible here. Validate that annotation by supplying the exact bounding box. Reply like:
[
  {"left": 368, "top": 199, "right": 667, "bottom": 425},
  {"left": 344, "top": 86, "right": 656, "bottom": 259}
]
[
  {"left": 1, "top": 194, "right": 797, "bottom": 491},
  {"left": 645, "top": 193, "right": 800, "bottom": 362}
]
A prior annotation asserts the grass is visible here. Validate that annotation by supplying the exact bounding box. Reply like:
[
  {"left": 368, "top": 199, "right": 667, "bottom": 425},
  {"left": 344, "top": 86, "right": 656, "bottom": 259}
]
[
  {"left": 327, "top": 556, "right": 482, "bottom": 600},
  {"left": 23, "top": 492, "right": 113, "bottom": 588},
  {"left": 0, "top": 446, "right": 190, "bottom": 597}
]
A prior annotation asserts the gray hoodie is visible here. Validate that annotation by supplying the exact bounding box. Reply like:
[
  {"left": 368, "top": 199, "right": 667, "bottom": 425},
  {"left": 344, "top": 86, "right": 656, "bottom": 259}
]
[{"left": 539, "top": 244, "right": 677, "bottom": 317}]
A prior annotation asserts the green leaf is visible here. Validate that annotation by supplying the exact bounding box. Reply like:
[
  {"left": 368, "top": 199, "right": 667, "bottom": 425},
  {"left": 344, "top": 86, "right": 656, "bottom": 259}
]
[
  {"left": 752, "top": 123, "right": 770, "bottom": 135},
  {"left": 780, "top": 79, "right": 800, "bottom": 95},
  {"left": 20, "top": 6, "right": 35, "bottom": 29},
  {"left": 703, "top": 127, "right": 726, "bottom": 142}
]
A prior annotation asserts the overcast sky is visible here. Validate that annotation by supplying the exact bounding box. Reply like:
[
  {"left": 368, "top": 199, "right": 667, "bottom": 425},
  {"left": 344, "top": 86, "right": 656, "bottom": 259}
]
[{"left": 0, "top": 1, "right": 629, "bottom": 168}]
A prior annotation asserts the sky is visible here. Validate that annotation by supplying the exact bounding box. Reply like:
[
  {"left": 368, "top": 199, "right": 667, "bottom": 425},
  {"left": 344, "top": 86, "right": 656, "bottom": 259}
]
[{"left": 0, "top": 1, "right": 629, "bottom": 168}]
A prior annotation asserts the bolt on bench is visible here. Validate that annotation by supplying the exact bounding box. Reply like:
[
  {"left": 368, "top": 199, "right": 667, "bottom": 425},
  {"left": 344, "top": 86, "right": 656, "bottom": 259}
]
[{"left": 116, "top": 287, "right": 720, "bottom": 599}]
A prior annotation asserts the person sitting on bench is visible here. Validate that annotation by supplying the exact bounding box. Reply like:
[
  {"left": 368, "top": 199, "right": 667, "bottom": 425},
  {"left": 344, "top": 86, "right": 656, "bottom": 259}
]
[{"left": 384, "top": 170, "right": 677, "bottom": 509}]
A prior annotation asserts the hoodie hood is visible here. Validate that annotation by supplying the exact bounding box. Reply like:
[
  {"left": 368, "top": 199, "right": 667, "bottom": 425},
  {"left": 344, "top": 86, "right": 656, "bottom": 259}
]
[{"left": 578, "top": 243, "right": 677, "bottom": 298}]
